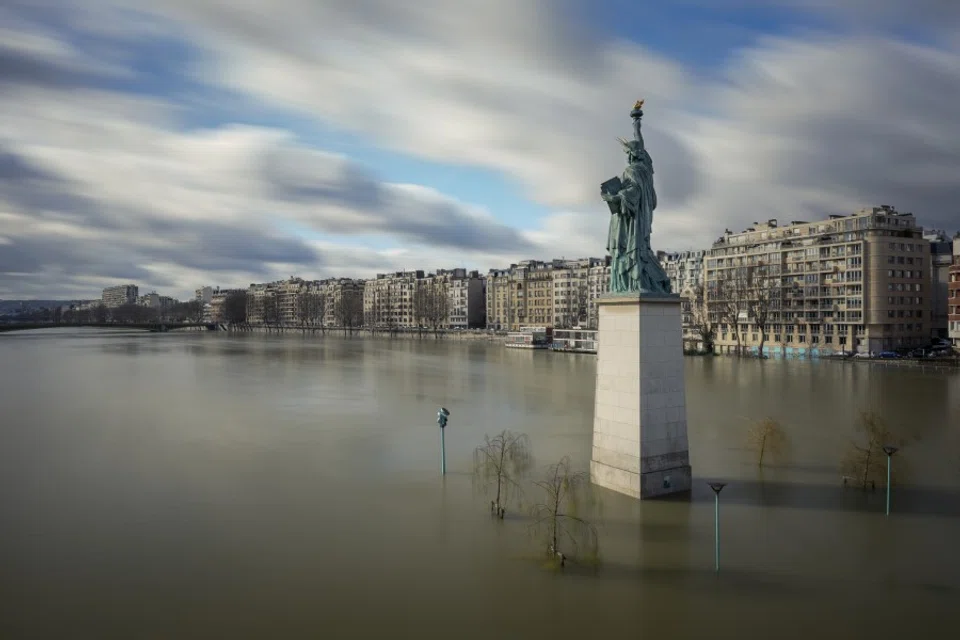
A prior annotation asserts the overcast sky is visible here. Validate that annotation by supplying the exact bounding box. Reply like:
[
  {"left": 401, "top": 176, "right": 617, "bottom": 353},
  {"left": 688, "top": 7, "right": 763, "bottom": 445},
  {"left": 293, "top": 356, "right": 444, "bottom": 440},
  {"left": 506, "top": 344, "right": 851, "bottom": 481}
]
[{"left": 2, "top": 0, "right": 959, "bottom": 300}]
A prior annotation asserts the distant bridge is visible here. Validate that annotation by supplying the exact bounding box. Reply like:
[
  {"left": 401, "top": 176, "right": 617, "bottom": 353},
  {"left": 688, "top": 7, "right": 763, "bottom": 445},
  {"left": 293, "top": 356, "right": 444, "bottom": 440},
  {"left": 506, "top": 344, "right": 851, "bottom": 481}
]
[{"left": 0, "top": 322, "right": 217, "bottom": 333}]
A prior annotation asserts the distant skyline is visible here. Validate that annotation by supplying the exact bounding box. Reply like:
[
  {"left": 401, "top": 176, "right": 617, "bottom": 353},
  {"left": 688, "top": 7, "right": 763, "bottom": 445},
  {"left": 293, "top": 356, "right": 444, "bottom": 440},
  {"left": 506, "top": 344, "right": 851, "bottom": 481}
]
[{"left": 2, "top": 0, "right": 960, "bottom": 300}]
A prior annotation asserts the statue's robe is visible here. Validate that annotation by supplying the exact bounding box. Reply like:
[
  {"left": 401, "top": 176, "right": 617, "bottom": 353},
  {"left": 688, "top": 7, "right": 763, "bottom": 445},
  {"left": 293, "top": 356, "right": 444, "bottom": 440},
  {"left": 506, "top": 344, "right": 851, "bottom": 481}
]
[{"left": 606, "top": 152, "right": 668, "bottom": 292}]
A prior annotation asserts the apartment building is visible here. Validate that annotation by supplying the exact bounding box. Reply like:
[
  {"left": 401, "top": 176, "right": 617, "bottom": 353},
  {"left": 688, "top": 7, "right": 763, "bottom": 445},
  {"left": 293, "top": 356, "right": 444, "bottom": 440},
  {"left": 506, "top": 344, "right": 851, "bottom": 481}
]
[
  {"left": 204, "top": 287, "right": 245, "bottom": 323},
  {"left": 586, "top": 258, "right": 612, "bottom": 329},
  {"left": 552, "top": 258, "right": 607, "bottom": 329},
  {"left": 428, "top": 268, "right": 485, "bottom": 329},
  {"left": 485, "top": 258, "right": 611, "bottom": 331},
  {"left": 138, "top": 292, "right": 161, "bottom": 309},
  {"left": 659, "top": 250, "right": 705, "bottom": 296},
  {"left": 659, "top": 250, "right": 705, "bottom": 347},
  {"left": 483, "top": 260, "right": 555, "bottom": 331},
  {"left": 705, "top": 206, "right": 930, "bottom": 356},
  {"left": 485, "top": 268, "right": 513, "bottom": 330},
  {"left": 949, "top": 236, "right": 960, "bottom": 349},
  {"left": 363, "top": 271, "right": 422, "bottom": 329},
  {"left": 926, "top": 231, "right": 953, "bottom": 340},
  {"left": 327, "top": 278, "right": 365, "bottom": 327},
  {"left": 246, "top": 282, "right": 276, "bottom": 324},
  {"left": 102, "top": 284, "right": 138, "bottom": 308}
]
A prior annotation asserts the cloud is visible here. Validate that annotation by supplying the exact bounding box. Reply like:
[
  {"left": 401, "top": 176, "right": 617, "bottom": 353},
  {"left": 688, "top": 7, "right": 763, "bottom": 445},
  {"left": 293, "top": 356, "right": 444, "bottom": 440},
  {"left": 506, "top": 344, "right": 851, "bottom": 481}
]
[
  {"left": 3, "top": 0, "right": 960, "bottom": 299},
  {"left": 0, "top": 11, "right": 538, "bottom": 298},
  {"left": 130, "top": 0, "right": 702, "bottom": 212},
  {"left": 130, "top": 0, "right": 960, "bottom": 233}
]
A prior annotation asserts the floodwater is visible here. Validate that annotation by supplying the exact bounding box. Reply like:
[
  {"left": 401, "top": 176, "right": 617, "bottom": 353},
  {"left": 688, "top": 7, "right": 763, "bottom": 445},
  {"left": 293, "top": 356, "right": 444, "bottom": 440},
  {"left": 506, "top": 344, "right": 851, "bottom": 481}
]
[{"left": 1, "top": 328, "right": 959, "bottom": 638}]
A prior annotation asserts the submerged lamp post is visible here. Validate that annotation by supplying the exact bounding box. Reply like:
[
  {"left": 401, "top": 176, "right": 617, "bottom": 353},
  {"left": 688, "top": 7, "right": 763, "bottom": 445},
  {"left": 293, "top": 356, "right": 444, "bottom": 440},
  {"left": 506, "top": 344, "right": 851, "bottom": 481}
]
[
  {"left": 437, "top": 407, "right": 450, "bottom": 475},
  {"left": 882, "top": 445, "right": 899, "bottom": 516},
  {"left": 708, "top": 482, "right": 727, "bottom": 573}
]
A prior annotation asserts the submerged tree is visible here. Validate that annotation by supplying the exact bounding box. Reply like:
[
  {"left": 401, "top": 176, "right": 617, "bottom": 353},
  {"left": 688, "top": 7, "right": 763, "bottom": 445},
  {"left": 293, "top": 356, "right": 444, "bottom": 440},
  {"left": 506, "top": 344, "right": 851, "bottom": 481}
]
[
  {"left": 473, "top": 430, "right": 533, "bottom": 518},
  {"left": 840, "top": 411, "right": 912, "bottom": 490},
  {"left": 746, "top": 417, "right": 789, "bottom": 467},
  {"left": 530, "top": 456, "right": 600, "bottom": 569}
]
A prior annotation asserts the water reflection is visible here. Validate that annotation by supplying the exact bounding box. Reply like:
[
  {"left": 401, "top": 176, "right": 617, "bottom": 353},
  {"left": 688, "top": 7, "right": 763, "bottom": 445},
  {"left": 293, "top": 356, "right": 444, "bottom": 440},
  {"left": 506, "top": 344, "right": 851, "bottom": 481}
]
[{"left": 1, "top": 330, "right": 958, "bottom": 638}]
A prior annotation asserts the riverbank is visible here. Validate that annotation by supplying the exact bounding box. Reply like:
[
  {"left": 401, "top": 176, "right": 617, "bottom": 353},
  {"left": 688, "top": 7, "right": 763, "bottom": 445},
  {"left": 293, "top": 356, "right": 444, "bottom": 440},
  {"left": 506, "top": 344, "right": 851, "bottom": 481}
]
[{"left": 226, "top": 325, "right": 506, "bottom": 342}]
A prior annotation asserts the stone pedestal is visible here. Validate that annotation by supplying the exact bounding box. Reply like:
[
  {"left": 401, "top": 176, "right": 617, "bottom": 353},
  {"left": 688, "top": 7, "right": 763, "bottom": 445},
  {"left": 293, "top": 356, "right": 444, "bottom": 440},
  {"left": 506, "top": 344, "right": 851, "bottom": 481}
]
[{"left": 589, "top": 294, "right": 692, "bottom": 499}]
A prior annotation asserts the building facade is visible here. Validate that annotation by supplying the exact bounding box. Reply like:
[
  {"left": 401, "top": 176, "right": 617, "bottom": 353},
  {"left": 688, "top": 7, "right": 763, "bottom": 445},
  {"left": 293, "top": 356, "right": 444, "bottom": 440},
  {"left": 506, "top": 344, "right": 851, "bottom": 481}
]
[
  {"left": 484, "top": 258, "right": 610, "bottom": 331},
  {"left": 431, "top": 268, "right": 485, "bottom": 329},
  {"left": 659, "top": 250, "right": 705, "bottom": 297},
  {"left": 585, "top": 258, "right": 612, "bottom": 329},
  {"left": 363, "top": 269, "right": 483, "bottom": 330},
  {"left": 204, "top": 287, "right": 245, "bottom": 323},
  {"left": 245, "top": 278, "right": 364, "bottom": 327},
  {"left": 949, "top": 236, "right": 960, "bottom": 349},
  {"left": 363, "top": 271, "right": 422, "bottom": 329},
  {"left": 327, "top": 278, "right": 365, "bottom": 327},
  {"left": 705, "top": 206, "right": 930, "bottom": 356},
  {"left": 102, "top": 284, "right": 139, "bottom": 308},
  {"left": 552, "top": 258, "right": 607, "bottom": 329},
  {"left": 137, "top": 292, "right": 177, "bottom": 312},
  {"left": 659, "top": 250, "right": 706, "bottom": 348},
  {"left": 926, "top": 231, "right": 953, "bottom": 340}
]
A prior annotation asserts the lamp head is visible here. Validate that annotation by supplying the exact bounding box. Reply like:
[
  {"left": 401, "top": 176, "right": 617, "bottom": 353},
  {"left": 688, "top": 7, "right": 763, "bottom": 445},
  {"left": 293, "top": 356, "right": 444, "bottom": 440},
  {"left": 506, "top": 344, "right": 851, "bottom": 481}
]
[
  {"left": 882, "top": 445, "right": 899, "bottom": 457},
  {"left": 708, "top": 481, "right": 727, "bottom": 495}
]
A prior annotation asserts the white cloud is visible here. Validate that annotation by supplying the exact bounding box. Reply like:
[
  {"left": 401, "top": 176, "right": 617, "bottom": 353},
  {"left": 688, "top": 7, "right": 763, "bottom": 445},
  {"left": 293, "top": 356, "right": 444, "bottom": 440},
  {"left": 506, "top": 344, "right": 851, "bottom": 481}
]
[
  {"left": 2, "top": 0, "right": 960, "bottom": 299},
  {"left": 130, "top": 0, "right": 960, "bottom": 234}
]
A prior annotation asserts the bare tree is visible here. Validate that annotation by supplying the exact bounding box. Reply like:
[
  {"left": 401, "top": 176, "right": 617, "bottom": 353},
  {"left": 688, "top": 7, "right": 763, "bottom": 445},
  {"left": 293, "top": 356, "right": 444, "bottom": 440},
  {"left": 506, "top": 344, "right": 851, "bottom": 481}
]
[
  {"left": 428, "top": 281, "right": 450, "bottom": 337},
  {"left": 261, "top": 294, "right": 281, "bottom": 331},
  {"left": 297, "top": 290, "right": 325, "bottom": 333},
  {"left": 746, "top": 417, "right": 789, "bottom": 467},
  {"left": 185, "top": 299, "right": 205, "bottom": 324},
  {"left": 378, "top": 286, "right": 395, "bottom": 336},
  {"left": 246, "top": 295, "right": 261, "bottom": 327},
  {"left": 412, "top": 282, "right": 429, "bottom": 338},
  {"left": 314, "top": 291, "right": 328, "bottom": 333},
  {"left": 725, "top": 269, "right": 752, "bottom": 356},
  {"left": 296, "top": 289, "right": 311, "bottom": 331},
  {"left": 224, "top": 290, "right": 247, "bottom": 325},
  {"left": 841, "top": 412, "right": 914, "bottom": 490},
  {"left": 690, "top": 282, "right": 716, "bottom": 354},
  {"left": 473, "top": 430, "right": 533, "bottom": 519},
  {"left": 709, "top": 274, "right": 744, "bottom": 356},
  {"left": 348, "top": 294, "right": 363, "bottom": 334},
  {"left": 332, "top": 293, "right": 363, "bottom": 335},
  {"left": 530, "top": 456, "right": 600, "bottom": 569},
  {"left": 746, "top": 264, "right": 778, "bottom": 358},
  {"left": 92, "top": 304, "right": 108, "bottom": 323},
  {"left": 363, "top": 300, "right": 376, "bottom": 334}
]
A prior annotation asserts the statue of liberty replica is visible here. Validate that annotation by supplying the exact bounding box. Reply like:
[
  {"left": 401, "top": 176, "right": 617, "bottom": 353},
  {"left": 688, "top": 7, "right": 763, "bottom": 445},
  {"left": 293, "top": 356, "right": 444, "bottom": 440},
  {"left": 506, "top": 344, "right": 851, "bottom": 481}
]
[
  {"left": 589, "top": 99, "right": 691, "bottom": 501},
  {"left": 600, "top": 100, "right": 672, "bottom": 295}
]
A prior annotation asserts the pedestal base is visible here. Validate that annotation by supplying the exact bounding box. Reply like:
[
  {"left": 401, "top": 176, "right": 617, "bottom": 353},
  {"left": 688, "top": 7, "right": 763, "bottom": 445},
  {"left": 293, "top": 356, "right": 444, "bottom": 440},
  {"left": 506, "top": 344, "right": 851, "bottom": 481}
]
[{"left": 589, "top": 294, "right": 692, "bottom": 499}]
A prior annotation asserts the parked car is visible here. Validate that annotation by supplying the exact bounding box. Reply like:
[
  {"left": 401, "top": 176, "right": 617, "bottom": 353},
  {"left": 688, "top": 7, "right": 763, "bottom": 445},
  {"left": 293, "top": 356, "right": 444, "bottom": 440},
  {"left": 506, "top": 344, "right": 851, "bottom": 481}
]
[{"left": 878, "top": 351, "right": 900, "bottom": 359}]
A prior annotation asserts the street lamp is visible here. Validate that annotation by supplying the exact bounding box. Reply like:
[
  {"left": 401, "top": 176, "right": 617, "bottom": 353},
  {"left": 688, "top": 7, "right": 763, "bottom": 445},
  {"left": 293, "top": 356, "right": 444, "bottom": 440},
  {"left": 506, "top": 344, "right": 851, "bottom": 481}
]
[
  {"left": 437, "top": 407, "right": 450, "bottom": 475},
  {"left": 708, "top": 482, "right": 727, "bottom": 573},
  {"left": 882, "top": 445, "right": 899, "bottom": 516}
]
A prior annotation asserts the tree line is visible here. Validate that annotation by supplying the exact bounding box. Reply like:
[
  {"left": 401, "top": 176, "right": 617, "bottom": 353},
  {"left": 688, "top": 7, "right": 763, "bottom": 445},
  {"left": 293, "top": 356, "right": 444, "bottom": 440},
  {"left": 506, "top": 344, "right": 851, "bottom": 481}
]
[
  {"left": 44, "top": 300, "right": 207, "bottom": 325},
  {"left": 685, "top": 262, "right": 779, "bottom": 356}
]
